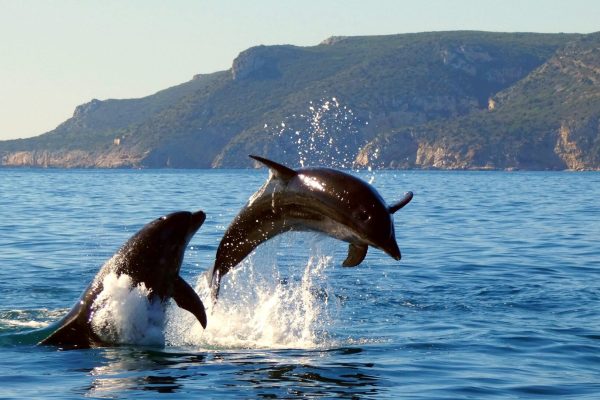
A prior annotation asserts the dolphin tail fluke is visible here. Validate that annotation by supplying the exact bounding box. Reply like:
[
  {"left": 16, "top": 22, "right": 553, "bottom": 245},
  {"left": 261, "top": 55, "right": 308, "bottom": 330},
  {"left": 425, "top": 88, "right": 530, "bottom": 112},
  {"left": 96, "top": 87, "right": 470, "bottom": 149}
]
[
  {"left": 173, "top": 276, "right": 207, "bottom": 329},
  {"left": 343, "top": 243, "right": 368, "bottom": 267},
  {"left": 388, "top": 191, "right": 414, "bottom": 214}
]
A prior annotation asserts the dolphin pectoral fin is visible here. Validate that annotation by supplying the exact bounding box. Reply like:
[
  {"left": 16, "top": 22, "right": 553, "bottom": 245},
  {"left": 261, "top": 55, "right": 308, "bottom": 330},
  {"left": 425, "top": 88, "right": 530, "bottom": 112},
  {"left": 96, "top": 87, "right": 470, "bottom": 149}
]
[
  {"left": 173, "top": 277, "right": 207, "bottom": 329},
  {"left": 342, "top": 244, "right": 368, "bottom": 267},
  {"left": 249, "top": 155, "right": 297, "bottom": 181}
]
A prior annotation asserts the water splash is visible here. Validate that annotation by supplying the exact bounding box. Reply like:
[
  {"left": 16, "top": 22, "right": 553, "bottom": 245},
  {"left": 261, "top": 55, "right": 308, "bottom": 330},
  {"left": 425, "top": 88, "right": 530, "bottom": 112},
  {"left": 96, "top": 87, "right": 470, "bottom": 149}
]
[
  {"left": 91, "top": 272, "right": 166, "bottom": 346},
  {"left": 0, "top": 240, "right": 341, "bottom": 350},
  {"left": 1, "top": 247, "right": 340, "bottom": 350},
  {"left": 166, "top": 236, "right": 338, "bottom": 350},
  {"left": 0, "top": 273, "right": 168, "bottom": 346},
  {"left": 273, "top": 98, "right": 356, "bottom": 167},
  {"left": 271, "top": 97, "right": 381, "bottom": 183}
]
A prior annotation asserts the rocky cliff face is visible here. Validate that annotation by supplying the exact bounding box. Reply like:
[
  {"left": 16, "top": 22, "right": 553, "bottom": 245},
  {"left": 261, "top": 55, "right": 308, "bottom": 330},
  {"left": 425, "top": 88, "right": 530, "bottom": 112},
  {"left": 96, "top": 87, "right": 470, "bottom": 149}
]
[
  {"left": 1, "top": 31, "right": 598, "bottom": 170},
  {"left": 231, "top": 45, "right": 299, "bottom": 81},
  {"left": 358, "top": 125, "right": 600, "bottom": 171},
  {"left": 555, "top": 119, "right": 600, "bottom": 170},
  {"left": 357, "top": 33, "right": 600, "bottom": 171},
  {"left": 1, "top": 148, "right": 146, "bottom": 168},
  {"left": 231, "top": 46, "right": 271, "bottom": 80},
  {"left": 357, "top": 116, "right": 600, "bottom": 171}
]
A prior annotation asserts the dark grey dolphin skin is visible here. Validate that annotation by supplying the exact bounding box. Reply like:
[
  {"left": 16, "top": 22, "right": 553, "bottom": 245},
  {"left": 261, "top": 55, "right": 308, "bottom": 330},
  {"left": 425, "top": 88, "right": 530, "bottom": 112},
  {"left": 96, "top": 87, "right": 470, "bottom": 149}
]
[
  {"left": 209, "top": 155, "right": 413, "bottom": 299},
  {"left": 39, "top": 210, "right": 208, "bottom": 349}
]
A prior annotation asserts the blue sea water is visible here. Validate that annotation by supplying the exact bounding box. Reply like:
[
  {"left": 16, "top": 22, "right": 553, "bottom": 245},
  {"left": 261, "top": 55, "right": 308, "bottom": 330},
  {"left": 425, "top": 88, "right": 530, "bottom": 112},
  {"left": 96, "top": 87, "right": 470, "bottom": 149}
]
[{"left": 0, "top": 168, "right": 599, "bottom": 399}]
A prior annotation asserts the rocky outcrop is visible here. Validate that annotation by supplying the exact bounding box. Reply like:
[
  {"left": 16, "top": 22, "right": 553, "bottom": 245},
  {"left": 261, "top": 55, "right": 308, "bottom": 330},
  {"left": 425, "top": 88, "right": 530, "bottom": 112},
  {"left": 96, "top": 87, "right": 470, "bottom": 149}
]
[
  {"left": 232, "top": 47, "right": 269, "bottom": 80},
  {"left": 2, "top": 150, "right": 94, "bottom": 167},
  {"left": 440, "top": 45, "right": 493, "bottom": 76},
  {"left": 554, "top": 119, "right": 600, "bottom": 170},
  {"left": 2, "top": 31, "right": 599, "bottom": 170},
  {"left": 231, "top": 45, "right": 286, "bottom": 81},
  {"left": 415, "top": 143, "right": 471, "bottom": 169},
  {"left": 1, "top": 148, "right": 145, "bottom": 168},
  {"left": 356, "top": 132, "right": 419, "bottom": 169},
  {"left": 72, "top": 99, "right": 102, "bottom": 118},
  {"left": 319, "top": 36, "right": 348, "bottom": 46},
  {"left": 357, "top": 135, "right": 487, "bottom": 170},
  {"left": 555, "top": 124, "right": 585, "bottom": 170}
]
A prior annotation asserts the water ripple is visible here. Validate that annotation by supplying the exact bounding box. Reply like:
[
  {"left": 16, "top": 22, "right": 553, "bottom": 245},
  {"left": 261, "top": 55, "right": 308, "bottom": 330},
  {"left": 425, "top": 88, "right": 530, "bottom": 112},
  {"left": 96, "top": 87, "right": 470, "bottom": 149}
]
[{"left": 1, "top": 169, "right": 599, "bottom": 398}]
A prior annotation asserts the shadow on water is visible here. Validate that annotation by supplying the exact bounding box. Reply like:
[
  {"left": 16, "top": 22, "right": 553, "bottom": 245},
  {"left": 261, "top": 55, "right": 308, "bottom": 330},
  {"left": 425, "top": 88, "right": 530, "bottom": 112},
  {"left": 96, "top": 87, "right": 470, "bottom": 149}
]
[
  {"left": 77, "top": 346, "right": 381, "bottom": 398},
  {"left": 229, "top": 348, "right": 380, "bottom": 398}
]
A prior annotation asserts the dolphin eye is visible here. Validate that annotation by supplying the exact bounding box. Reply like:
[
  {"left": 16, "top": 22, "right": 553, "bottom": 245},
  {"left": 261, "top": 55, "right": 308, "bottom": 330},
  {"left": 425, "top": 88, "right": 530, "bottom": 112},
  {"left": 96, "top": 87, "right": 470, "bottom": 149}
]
[{"left": 357, "top": 210, "right": 370, "bottom": 222}]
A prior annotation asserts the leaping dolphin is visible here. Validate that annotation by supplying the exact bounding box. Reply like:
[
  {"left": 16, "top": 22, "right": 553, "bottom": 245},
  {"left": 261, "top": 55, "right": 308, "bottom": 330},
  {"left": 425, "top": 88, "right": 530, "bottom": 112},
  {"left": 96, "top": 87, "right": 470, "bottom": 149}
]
[
  {"left": 209, "top": 155, "right": 413, "bottom": 299},
  {"left": 39, "top": 210, "right": 208, "bottom": 349}
]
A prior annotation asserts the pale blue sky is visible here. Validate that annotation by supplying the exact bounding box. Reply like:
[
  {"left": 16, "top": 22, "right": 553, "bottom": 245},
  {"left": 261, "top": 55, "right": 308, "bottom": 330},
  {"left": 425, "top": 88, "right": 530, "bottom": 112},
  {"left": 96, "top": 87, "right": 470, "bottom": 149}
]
[{"left": 1, "top": 0, "right": 598, "bottom": 140}]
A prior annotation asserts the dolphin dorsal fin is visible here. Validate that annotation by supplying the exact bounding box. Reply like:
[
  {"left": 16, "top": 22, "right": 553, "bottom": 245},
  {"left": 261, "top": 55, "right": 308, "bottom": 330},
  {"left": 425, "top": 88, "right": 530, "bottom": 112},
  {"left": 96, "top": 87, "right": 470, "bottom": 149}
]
[
  {"left": 342, "top": 243, "right": 368, "bottom": 267},
  {"left": 250, "top": 155, "right": 297, "bottom": 182},
  {"left": 388, "top": 191, "right": 414, "bottom": 214}
]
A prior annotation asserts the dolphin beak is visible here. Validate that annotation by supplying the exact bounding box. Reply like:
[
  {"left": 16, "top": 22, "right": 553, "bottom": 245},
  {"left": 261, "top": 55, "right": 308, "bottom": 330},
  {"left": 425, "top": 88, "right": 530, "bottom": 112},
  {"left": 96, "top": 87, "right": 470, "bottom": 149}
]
[
  {"left": 188, "top": 210, "right": 206, "bottom": 236},
  {"left": 381, "top": 240, "right": 402, "bottom": 261}
]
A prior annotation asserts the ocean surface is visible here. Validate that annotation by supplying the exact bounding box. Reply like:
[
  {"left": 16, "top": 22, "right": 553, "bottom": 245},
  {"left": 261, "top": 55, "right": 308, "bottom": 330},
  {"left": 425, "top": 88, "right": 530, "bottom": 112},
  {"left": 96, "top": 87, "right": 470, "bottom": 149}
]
[{"left": 0, "top": 168, "right": 599, "bottom": 399}]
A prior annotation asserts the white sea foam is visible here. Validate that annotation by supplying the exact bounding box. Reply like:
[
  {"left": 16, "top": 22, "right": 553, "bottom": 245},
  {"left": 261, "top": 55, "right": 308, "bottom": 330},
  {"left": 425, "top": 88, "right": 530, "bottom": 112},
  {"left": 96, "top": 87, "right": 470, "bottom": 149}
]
[
  {"left": 0, "top": 308, "right": 67, "bottom": 330},
  {"left": 72, "top": 236, "right": 340, "bottom": 350},
  {"left": 1, "top": 249, "right": 339, "bottom": 349},
  {"left": 0, "top": 318, "right": 48, "bottom": 329},
  {"left": 165, "top": 241, "right": 338, "bottom": 350},
  {"left": 84, "top": 256, "right": 336, "bottom": 350},
  {"left": 91, "top": 272, "right": 166, "bottom": 346}
]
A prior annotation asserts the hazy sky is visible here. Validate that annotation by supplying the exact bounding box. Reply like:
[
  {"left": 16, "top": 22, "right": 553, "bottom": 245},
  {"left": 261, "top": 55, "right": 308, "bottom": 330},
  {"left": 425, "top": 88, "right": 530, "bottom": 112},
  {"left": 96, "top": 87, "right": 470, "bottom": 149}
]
[{"left": 1, "top": 0, "right": 599, "bottom": 140}]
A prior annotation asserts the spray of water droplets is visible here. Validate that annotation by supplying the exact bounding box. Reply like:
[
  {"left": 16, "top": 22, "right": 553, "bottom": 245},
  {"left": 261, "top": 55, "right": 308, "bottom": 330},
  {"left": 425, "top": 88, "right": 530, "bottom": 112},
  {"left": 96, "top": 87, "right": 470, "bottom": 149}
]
[
  {"left": 272, "top": 98, "right": 380, "bottom": 177},
  {"left": 166, "top": 236, "right": 340, "bottom": 350},
  {"left": 91, "top": 272, "right": 166, "bottom": 346}
]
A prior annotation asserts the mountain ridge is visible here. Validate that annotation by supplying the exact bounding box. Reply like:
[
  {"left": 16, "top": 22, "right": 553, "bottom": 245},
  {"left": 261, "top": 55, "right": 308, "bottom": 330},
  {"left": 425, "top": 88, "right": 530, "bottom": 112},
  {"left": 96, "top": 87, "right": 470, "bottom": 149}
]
[{"left": 2, "top": 31, "right": 598, "bottom": 170}]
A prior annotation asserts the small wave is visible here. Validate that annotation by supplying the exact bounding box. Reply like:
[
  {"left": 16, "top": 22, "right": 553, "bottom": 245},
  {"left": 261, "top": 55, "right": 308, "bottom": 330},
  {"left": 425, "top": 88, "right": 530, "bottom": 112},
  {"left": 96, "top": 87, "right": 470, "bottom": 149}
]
[
  {"left": 0, "top": 308, "right": 68, "bottom": 345},
  {"left": 0, "top": 308, "right": 68, "bottom": 331},
  {"left": 0, "top": 318, "right": 48, "bottom": 329}
]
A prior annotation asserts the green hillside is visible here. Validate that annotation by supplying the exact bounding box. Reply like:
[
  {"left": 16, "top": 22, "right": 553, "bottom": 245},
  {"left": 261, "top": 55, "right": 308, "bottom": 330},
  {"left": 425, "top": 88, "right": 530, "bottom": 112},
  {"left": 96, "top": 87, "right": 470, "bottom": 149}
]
[
  {"left": 2, "top": 31, "right": 598, "bottom": 170},
  {"left": 360, "top": 32, "right": 600, "bottom": 170}
]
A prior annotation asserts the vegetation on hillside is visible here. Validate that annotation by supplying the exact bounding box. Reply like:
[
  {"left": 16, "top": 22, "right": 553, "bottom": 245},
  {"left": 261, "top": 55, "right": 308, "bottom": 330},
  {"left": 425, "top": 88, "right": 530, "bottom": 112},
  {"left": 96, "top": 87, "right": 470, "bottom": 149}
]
[{"left": 1, "top": 31, "right": 598, "bottom": 170}]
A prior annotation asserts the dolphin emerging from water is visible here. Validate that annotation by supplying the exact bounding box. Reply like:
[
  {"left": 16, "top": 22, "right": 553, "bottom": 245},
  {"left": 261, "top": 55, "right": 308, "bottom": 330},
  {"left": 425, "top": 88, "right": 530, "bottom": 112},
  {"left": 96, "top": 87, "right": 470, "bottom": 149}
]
[
  {"left": 209, "top": 155, "right": 413, "bottom": 299},
  {"left": 39, "top": 210, "right": 208, "bottom": 349}
]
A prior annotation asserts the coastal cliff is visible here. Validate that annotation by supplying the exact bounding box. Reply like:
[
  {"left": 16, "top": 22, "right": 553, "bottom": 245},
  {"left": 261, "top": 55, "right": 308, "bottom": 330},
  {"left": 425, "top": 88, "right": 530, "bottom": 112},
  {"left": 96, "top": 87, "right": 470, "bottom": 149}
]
[{"left": 1, "top": 31, "right": 598, "bottom": 170}]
